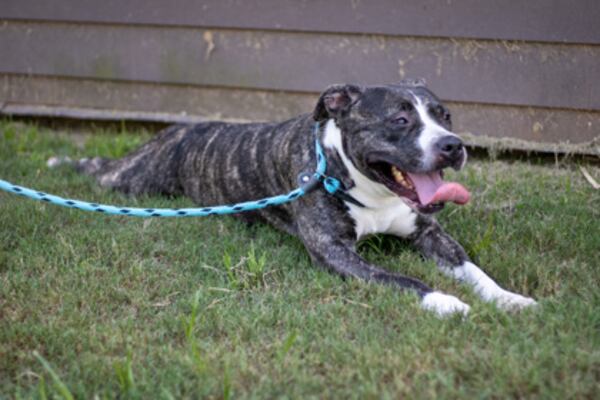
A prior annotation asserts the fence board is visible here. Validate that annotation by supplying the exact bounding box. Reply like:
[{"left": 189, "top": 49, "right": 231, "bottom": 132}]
[
  {"left": 2, "top": 75, "right": 599, "bottom": 154},
  {"left": 1, "top": 0, "right": 599, "bottom": 44},
  {"left": 1, "top": 21, "right": 599, "bottom": 111}
]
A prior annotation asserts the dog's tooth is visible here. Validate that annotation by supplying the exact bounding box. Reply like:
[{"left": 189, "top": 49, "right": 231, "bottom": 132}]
[
  {"left": 391, "top": 166, "right": 404, "bottom": 184},
  {"left": 398, "top": 171, "right": 414, "bottom": 190},
  {"left": 390, "top": 166, "right": 416, "bottom": 190}
]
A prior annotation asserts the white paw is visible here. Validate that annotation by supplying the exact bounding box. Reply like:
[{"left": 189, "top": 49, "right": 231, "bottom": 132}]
[
  {"left": 494, "top": 291, "right": 537, "bottom": 311},
  {"left": 421, "top": 292, "right": 470, "bottom": 317},
  {"left": 46, "top": 156, "right": 72, "bottom": 168}
]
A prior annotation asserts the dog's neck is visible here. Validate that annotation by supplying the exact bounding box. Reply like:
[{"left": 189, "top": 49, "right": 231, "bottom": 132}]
[{"left": 321, "top": 119, "right": 402, "bottom": 208}]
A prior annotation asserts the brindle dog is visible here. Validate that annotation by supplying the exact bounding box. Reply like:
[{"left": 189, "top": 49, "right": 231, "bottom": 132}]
[{"left": 55, "top": 81, "right": 537, "bottom": 316}]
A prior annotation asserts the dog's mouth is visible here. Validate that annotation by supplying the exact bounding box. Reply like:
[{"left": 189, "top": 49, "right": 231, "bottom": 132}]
[{"left": 369, "top": 162, "right": 470, "bottom": 213}]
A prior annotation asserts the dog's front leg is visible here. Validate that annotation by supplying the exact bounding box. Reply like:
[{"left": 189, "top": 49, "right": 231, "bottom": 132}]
[
  {"left": 294, "top": 203, "right": 470, "bottom": 317},
  {"left": 410, "top": 217, "right": 537, "bottom": 310}
]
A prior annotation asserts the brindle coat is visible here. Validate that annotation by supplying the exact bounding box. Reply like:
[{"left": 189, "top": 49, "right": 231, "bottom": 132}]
[{"left": 70, "top": 82, "right": 536, "bottom": 316}]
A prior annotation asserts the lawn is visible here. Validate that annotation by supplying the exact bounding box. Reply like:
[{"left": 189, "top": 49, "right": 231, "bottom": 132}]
[{"left": 1, "top": 120, "right": 599, "bottom": 399}]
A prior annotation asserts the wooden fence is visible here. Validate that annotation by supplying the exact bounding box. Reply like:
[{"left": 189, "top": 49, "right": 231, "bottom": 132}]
[{"left": 1, "top": 0, "right": 599, "bottom": 153}]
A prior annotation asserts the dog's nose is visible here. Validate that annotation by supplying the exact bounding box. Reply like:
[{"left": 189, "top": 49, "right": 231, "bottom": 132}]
[{"left": 435, "top": 136, "right": 464, "bottom": 160}]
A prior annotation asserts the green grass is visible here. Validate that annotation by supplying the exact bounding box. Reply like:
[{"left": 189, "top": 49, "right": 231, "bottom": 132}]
[{"left": 1, "top": 120, "right": 599, "bottom": 399}]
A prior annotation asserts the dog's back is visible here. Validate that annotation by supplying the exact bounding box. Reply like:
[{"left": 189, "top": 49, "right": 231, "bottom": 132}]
[{"left": 71, "top": 117, "right": 313, "bottom": 208}]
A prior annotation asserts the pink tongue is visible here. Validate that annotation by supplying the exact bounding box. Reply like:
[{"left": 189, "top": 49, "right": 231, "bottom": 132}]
[{"left": 406, "top": 172, "right": 470, "bottom": 206}]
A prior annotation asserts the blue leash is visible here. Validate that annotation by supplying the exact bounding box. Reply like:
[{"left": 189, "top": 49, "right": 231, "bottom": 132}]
[{"left": 0, "top": 122, "right": 356, "bottom": 217}]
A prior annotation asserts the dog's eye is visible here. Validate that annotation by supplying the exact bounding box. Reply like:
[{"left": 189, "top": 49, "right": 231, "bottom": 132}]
[
  {"left": 393, "top": 116, "right": 409, "bottom": 126},
  {"left": 435, "top": 106, "right": 451, "bottom": 122}
]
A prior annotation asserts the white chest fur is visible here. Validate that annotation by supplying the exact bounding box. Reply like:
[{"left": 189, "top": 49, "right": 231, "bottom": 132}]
[
  {"left": 322, "top": 119, "right": 417, "bottom": 239},
  {"left": 346, "top": 199, "right": 417, "bottom": 239}
]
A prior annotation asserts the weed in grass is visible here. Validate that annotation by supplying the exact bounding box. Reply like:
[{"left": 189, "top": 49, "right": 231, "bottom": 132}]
[
  {"left": 113, "top": 351, "right": 136, "bottom": 397},
  {"left": 222, "top": 244, "right": 269, "bottom": 290},
  {"left": 222, "top": 363, "right": 232, "bottom": 400},
  {"left": 468, "top": 215, "right": 495, "bottom": 259},
  {"left": 246, "top": 243, "right": 268, "bottom": 288},
  {"left": 37, "top": 376, "right": 48, "bottom": 400},
  {"left": 357, "top": 234, "right": 387, "bottom": 256},
  {"left": 276, "top": 330, "right": 299, "bottom": 362},
  {"left": 222, "top": 251, "right": 240, "bottom": 290},
  {"left": 161, "top": 388, "right": 177, "bottom": 400},
  {"left": 33, "top": 351, "right": 74, "bottom": 400},
  {"left": 182, "top": 290, "right": 206, "bottom": 375}
]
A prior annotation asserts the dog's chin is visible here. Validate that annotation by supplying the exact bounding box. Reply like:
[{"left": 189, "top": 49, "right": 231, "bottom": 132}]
[{"left": 366, "top": 159, "right": 471, "bottom": 214}]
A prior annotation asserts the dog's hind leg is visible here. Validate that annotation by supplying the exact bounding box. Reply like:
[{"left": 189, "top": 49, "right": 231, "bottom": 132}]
[
  {"left": 50, "top": 125, "right": 188, "bottom": 197},
  {"left": 47, "top": 156, "right": 111, "bottom": 178},
  {"left": 410, "top": 216, "right": 537, "bottom": 311}
]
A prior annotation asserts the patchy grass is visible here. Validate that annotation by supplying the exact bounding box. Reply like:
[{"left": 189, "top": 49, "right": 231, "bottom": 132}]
[{"left": 1, "top": 120, "right": 599, "bottom": 399}]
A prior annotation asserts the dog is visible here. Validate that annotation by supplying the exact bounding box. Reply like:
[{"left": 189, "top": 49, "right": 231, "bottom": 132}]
[{"left": 51, "top": 80, "right": 537, "bottom": 317}]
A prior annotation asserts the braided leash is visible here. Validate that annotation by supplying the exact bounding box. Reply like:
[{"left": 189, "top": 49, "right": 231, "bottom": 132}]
[{"left": 0, "top": 122, "right": 354, "bottom": 217}]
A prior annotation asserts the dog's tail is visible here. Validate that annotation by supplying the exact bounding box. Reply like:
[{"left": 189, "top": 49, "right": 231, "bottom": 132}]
[{"left": 47, "top": 156, "right": 110, "bottom": 176}]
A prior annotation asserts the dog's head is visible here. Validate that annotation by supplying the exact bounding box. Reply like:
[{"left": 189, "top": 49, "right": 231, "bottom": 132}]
[{"left": 313, "top": 80, "right": 470, "bottom": 213}]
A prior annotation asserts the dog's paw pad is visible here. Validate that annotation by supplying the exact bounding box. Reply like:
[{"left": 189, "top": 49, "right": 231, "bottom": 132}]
[
  {"left": 496, "top": 292, "right": 537, "bottom": 311},
  {"left": 421, "top": 292, "right": 470, "bottom": 317}
]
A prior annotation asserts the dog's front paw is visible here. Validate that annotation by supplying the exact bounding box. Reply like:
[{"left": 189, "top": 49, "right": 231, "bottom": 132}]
[
  {"left": 494, "top": 291, "right": 537, "bottom": 311},
  {"left": 421, "top": 292, "right": 470, "bottom": 317}
]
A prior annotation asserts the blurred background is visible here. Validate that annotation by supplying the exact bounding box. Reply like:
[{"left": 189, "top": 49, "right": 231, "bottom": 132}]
[{"left": 1, "top": 0, "right": 599, "bottom": 155}]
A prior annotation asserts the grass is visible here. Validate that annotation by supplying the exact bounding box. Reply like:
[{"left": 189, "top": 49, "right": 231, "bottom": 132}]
[{"left": 0, "top": 120, "right": 599, "bottom": 399}]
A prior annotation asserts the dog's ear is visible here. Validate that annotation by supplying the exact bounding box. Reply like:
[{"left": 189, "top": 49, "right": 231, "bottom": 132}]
[
  {"left": 401, "top": 77, "right": 428, "bottom": 87},
  {"left": 397, "top": 78, "right": 427, "bottom": 88},
  {"left": 313, "top": 84, "right": 362, "bottom": 122}
]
